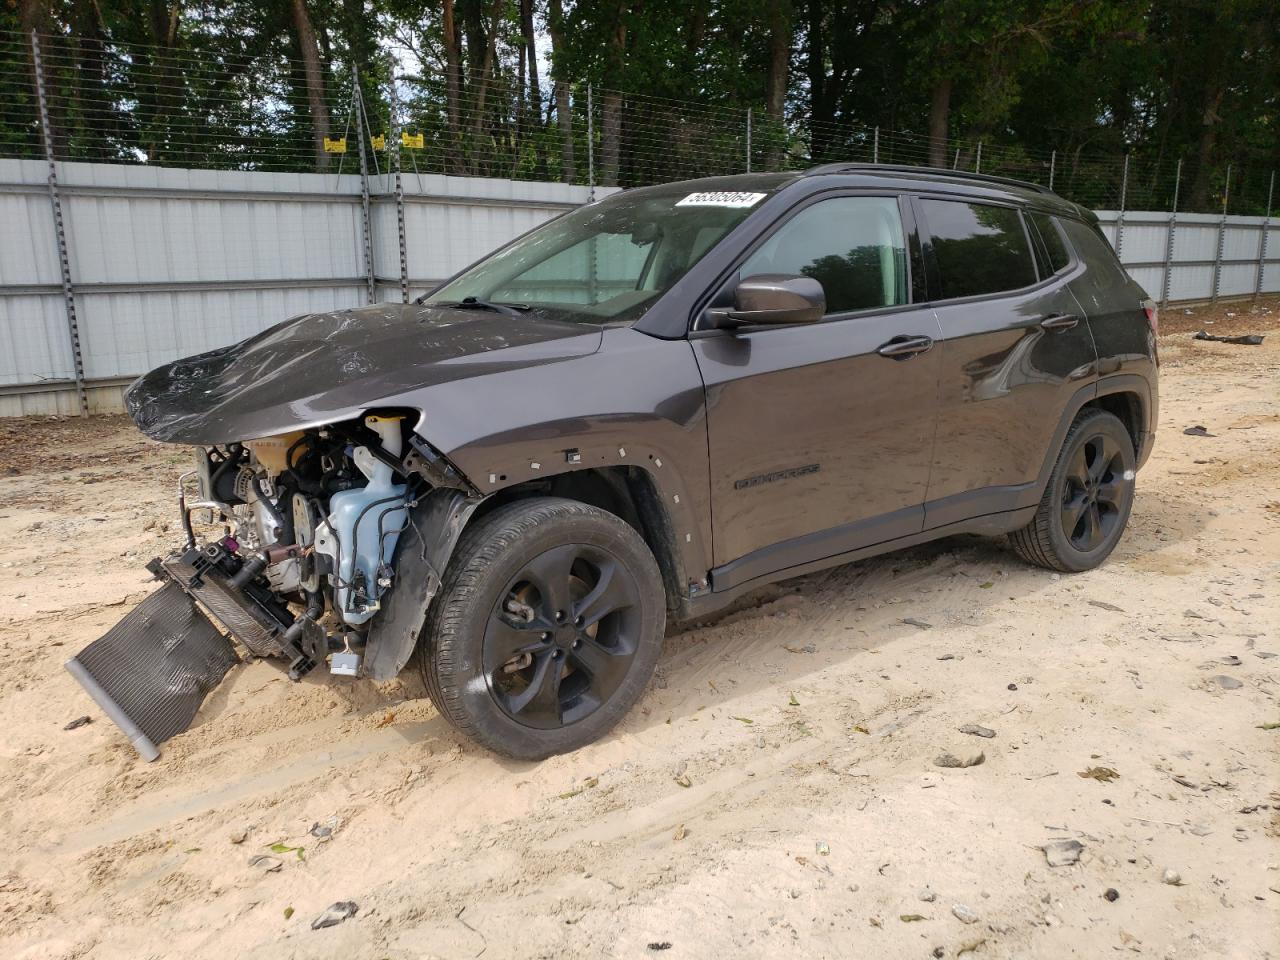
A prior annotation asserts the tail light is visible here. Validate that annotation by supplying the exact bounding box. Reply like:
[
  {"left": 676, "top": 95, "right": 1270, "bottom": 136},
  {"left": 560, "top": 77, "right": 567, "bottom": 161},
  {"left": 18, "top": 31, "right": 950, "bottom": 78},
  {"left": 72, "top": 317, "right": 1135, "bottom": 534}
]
[{"left": 1142, "top": 299, "right": 1159, "bottom": 337}]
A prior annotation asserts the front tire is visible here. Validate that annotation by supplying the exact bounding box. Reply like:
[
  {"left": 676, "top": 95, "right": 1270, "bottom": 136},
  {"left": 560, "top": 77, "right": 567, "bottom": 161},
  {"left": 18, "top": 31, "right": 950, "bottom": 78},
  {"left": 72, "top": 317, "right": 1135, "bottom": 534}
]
[
  {"left": 419, "top": 497, "right": 665, "bottom": 760},
  {"left": 1009, "top": 409, "right": 1136, "bottom": 572}
]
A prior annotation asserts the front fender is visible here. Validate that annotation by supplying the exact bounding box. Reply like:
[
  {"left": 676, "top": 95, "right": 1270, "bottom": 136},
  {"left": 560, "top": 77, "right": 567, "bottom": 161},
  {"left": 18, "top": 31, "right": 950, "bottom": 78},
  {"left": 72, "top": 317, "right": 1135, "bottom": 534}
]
[
  {"left": 403, "top": 327, "right": 714, "bottom": 598},
  {"left": 363, "top": 486, "right": 483, "bottom": 681}
]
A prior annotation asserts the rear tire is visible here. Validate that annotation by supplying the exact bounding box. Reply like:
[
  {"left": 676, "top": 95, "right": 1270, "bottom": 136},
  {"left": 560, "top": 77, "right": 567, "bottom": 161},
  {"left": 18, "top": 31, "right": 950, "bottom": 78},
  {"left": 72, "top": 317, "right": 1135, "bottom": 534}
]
[
  {"left": 1009, "top": 409, "right": 1136, "bottom": 572},
  {"left": 418, "top": 497, "right": 665, "bottom": 760}
]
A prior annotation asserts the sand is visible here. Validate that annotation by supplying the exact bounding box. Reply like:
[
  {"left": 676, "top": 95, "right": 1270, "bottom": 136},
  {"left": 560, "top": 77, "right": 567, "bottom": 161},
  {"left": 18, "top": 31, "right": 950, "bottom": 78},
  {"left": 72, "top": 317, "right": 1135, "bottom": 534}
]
[{"left": 1, "top": 299, "right": 1276, "bottom": 959}]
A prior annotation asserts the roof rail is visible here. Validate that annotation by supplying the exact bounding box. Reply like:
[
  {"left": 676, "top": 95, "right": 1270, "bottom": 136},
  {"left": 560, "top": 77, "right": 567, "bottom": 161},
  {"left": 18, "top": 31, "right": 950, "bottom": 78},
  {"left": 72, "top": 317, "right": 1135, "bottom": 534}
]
[{"left": 804, "top": 162, "right": 1054, "bottom": 196}]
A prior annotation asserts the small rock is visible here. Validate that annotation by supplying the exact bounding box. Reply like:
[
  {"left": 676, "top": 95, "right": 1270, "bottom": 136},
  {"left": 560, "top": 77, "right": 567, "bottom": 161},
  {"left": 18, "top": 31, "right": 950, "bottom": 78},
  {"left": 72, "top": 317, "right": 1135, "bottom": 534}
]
[
  {"left": 228, "top": 827, "right": 249, "bottom": 844},
  {"left": 1042, "top": 839, "right": 1084, "bottom": 867},
  {"left": 935, "top": 750, "right": 985, "bottom": 769},
  {"left": 1182, "top": 425, "right": 1213, "bottom": 437},
  {"left": 1189, "top": 823, "right": 1212, "bottom": 837},
  {"left": 311, "top": 901, "right": 358, "bottom": 930},
  {"left": 647, "top": 944, "right": 673, "bottom": 952},
  {"left": 1104, "top": 888, "right": 1120, "bottom": 902},
  {"left": 1007, "top": 683, "right": 1018, "bottom": 691},
  {"left": 63, "top": 716, "right": 92, "bottom": 731},
  {"left": 951, "top": 903, "right": 979, "bottom": 924},
  {"left": 309, "top": 822, "right": 334, "bottom": 841},
  {"left": 1161, "top": 869, "right": 1184, "bottom": 886},
  {"left": 1219, "top": 655, "right": 1242, "bottom": 666},
  {"left": 901, "top": 617, "right": 932, "bottom": 630},
  {"left": 957, "top": 723, "right": 996, "bottom": 739},
  {"left": 1211, "top": 675, "right": 1243, "bottom": 690},
  {"left": 919, "top": 887, "right": 937, "bottom": 902}
]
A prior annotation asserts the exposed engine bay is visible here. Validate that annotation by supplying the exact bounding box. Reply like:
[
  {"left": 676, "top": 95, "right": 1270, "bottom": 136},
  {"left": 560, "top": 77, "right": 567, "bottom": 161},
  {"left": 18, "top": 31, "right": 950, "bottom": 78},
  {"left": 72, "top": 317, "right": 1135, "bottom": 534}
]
[
  {"left": 68, "top": 412, "right": 480, "bottom": 759},
  {"left": 173, "top": 415, "right": 418, "bottom": 679}
]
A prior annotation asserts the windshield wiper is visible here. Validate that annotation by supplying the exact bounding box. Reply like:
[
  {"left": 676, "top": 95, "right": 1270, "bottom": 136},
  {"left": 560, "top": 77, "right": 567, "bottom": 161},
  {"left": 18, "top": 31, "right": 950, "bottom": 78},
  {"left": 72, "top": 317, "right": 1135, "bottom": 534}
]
[{"left": 436, "top": 296, "right": 532, "bottom": 315}]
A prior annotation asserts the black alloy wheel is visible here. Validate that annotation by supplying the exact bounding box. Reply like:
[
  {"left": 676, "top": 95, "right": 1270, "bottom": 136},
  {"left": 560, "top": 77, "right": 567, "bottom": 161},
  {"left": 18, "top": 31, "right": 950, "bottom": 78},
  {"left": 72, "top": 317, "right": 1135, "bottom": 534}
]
[
  {"left": 1009, "top": 409, "right": 1136, "bottom": 572},
  {"left": 484, "top": 543, "right": 642, "bottom": 730},
  {"left": 419, "top": 497, "right": 665, "bottom": 760},
  {"left": 1058, "top": 432, "right": 1131, "bottom": 552}
]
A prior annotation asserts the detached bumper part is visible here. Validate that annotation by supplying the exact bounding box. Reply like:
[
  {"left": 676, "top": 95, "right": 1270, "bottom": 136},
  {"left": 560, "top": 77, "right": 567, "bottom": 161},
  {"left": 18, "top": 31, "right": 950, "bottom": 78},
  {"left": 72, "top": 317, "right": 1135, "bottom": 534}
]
[{"left": 65, "top": 581, "right": 239, "bottom": 761}]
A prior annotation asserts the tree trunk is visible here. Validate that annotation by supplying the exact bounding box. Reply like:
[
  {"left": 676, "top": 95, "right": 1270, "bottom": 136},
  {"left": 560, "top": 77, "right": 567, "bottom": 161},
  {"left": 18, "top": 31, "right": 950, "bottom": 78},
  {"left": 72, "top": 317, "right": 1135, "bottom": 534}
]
[
  {"left": 520, "top": 0, "right": 541, "bottom": 117},
  {"left": 1188, "top": 84, "right": 1224, "bottom": 211},
  {"left": 467, "top": 0, "right": 503, "bottom": 175},
  {"left": 600, "top": 7, "right": 627, "bottom": 187},
  {"left": 20, "top": 0, "right": 62, "bottom": 156},
  {"left": 141, "top": 1, "right": 182, "bottom": 163},
  {"left": 291, "top": 0, "right": 331, "bottom": 171},
  {"left": 763, "top": 0, "right": 791, "bottom": 170},
  {"left": 441, "top": 0, "right": 466, "bottom": 175},
  {"left": 548, "top": 0, "right": 575, "bottom": 183},
  {"left": 805, "top": 0, "right": 831, "bottom": 160},
  {"left": 928, "top": 77, "right": 951, "bottom": 168}
]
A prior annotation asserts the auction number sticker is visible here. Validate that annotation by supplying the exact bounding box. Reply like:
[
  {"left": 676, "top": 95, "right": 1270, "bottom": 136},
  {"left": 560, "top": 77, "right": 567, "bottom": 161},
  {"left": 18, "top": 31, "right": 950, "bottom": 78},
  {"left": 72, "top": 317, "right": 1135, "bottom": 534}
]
[{"left": 676, "top": 191, "right": 767, "bottom": 208}]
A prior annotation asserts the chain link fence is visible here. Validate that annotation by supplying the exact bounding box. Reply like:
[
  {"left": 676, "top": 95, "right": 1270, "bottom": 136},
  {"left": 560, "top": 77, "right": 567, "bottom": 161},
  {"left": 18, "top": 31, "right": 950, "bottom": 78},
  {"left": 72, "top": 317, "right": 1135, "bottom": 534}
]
[{"left": 2, "top": 29, "right": 1275, "bottom": 218}]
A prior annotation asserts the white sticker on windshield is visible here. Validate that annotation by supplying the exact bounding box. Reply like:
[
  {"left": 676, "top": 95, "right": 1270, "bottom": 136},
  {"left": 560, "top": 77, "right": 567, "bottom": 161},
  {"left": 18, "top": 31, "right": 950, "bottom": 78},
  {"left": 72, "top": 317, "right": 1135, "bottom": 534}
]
[{"left": 676, "top": 191, "right": 767, "bottom": 208}]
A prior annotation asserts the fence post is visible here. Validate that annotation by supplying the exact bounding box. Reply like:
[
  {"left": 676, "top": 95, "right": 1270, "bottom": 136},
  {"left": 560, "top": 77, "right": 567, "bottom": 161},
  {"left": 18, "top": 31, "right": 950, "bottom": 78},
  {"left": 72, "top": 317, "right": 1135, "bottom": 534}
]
[
  {"left": 1160, "top": 159, "right": 1182, "bottom": 309},
  {"left": 745, "top": 108, "right": 752, "bottom": 173},
  {"left": 974, "top": 141, "right": 982, "bottom": 173},
  {"left": 873, "top": 126, "right": 879, "bottom": 164},
  {"left": 1253, "top": 170, "right": 1274, "bottom": 303},
  {"left": 1115, "top": 153, "right": 1130, "bottom": 259},
  {"left": 31, "top": 31, "right": 88, "bottom": 417},
  {"left": 389, "top": 70, "right": 408, "bottom": 304},
  {"left": 352, "top": 67, "right": 376, "bottom": 304},
  {"left": 1048, "top": 150, "right": 1056, "bottom": 191},
  {"left": 587, "top": 83, "right": 595, "bottom": 201},
  {"left": 1211, "top": 164, "right": 1231, "bottom": 305}
]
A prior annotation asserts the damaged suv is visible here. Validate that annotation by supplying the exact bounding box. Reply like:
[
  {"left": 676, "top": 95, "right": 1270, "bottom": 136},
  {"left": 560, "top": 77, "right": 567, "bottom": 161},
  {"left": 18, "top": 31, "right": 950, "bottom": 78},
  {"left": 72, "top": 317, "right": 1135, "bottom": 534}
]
[{"left": 70, "top": 164, "right": 1158, "bottom": 762}]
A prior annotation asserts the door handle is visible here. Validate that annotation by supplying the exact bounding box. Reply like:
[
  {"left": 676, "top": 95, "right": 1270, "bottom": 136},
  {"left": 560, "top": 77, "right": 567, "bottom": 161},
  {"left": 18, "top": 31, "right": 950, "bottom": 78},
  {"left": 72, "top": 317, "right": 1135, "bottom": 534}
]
[
  {"left": 877, "top": 335, "right": 934, "bottom": 358},
  {"left": 1040, "top": 313, "right": 1080, "bottom": 331}
]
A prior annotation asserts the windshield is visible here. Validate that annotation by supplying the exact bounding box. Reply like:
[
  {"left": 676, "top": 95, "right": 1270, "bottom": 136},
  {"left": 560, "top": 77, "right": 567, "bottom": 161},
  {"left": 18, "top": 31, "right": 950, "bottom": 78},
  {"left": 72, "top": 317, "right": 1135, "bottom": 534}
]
[{"left": 424, "top": 180, "right": 787, "bottom": 325}]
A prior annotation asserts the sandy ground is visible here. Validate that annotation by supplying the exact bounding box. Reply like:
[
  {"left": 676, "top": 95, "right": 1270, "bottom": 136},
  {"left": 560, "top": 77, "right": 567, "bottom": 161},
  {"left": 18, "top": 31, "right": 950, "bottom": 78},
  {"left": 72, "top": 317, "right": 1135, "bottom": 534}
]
[{"left": 0, "top": 299, "right": 1277, "bottom": 960}]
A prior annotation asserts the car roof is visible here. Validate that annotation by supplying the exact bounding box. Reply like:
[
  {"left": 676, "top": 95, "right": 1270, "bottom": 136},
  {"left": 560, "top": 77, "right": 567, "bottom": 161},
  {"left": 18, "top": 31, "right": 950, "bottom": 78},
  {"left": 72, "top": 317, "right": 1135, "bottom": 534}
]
[{"left": 613, "top": 164, "right": 1087, "bottom": 221}]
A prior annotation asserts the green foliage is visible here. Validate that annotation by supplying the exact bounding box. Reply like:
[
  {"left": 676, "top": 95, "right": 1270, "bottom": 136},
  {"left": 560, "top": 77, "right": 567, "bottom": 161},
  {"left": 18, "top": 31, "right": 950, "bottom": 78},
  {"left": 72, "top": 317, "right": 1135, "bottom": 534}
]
[{"left": 0, "top": 0, "right": 1274, "bottom": 212}]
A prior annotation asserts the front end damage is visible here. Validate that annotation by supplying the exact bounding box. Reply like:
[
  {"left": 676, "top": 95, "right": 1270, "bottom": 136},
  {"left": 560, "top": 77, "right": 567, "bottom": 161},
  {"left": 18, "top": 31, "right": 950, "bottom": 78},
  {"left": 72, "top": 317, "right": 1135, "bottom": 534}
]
[{"left": 68, "top": 413, "right": 481, "bottom": 760}]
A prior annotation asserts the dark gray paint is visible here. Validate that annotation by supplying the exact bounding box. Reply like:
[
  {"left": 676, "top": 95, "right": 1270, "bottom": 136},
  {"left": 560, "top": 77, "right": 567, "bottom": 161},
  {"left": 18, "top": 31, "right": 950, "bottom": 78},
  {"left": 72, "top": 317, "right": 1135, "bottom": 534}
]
[{"left": 124, "top": 165, "right": 1157, "bottom": 629}]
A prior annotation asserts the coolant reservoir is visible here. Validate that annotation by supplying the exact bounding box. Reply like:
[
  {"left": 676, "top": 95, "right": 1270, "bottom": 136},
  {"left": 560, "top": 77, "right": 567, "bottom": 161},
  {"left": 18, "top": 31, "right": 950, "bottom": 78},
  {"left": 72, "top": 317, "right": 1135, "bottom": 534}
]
[
  {"left": 325, "top": 416, "right": 408, "bottom": 626},
  {"left": 245, "top": 430, "right": 305, "bottom": 474}
]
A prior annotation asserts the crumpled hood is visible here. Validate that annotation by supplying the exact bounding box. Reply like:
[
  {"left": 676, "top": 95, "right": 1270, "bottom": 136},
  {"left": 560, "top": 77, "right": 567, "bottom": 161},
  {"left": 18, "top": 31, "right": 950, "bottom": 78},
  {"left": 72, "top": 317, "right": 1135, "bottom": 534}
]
[{"left": 126, "top": 303, "right": 603, "bottom": 444}]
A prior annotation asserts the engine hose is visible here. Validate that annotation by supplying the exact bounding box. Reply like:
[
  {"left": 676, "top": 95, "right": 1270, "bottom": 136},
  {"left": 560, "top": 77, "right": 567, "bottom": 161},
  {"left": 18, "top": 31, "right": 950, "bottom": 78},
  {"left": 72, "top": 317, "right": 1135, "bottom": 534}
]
[
  {"left": 251, "top": 475, "right": 286, "bottom": 543},
  {"left": 228, "top": 551, "right": 269, "bottom": 590},
  {"left": 281, "top": 591, "right": 324, "bottom": 647}
]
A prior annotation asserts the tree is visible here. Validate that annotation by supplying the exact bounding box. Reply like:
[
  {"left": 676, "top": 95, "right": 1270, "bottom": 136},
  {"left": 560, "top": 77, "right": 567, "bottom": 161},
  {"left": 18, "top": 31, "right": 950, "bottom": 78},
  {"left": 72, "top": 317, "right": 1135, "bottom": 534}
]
[{"left": 290, "top": 0, "right": 332, "bottom": 170}]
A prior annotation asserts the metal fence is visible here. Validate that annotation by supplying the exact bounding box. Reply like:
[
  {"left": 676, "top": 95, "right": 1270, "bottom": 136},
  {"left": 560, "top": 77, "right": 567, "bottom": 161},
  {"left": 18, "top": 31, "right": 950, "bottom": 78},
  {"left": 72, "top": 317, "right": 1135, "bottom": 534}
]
[
  {"left": 1096, "top": 211, "right": 1278, "bottom": 306},
  {"left": 2, "top": 26, "right": 1277, "bottom": 420},
  {"left": 0, "top": 157, "right": 606, "bottom": 417},
  {"left": 3, "top": 29, "right": 1276, "bottom": 215}
]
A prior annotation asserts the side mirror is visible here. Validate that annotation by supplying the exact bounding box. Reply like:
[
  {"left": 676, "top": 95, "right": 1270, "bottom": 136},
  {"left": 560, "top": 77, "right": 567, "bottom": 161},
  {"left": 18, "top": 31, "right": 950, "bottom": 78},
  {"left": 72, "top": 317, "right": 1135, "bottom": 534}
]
[{"left": 706, "top": 274, "right": 826, "bottom": 329}]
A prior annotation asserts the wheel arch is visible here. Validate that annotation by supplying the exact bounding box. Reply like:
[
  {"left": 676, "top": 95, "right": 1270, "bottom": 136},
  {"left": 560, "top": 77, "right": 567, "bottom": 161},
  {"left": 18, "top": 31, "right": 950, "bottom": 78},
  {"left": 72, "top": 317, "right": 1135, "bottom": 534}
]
[{"left": 470, "top": 465, "right": 688, "bottom": 618}]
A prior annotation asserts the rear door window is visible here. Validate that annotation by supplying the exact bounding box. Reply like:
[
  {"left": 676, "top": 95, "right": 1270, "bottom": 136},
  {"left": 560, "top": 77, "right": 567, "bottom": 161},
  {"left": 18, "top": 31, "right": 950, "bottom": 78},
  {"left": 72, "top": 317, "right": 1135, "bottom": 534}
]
[
  {"left": 920, "top": 198, "right": 1038, "bottom": 299},
  {"left": 739, "top": 196, "right": 908, "bottom": 315}
]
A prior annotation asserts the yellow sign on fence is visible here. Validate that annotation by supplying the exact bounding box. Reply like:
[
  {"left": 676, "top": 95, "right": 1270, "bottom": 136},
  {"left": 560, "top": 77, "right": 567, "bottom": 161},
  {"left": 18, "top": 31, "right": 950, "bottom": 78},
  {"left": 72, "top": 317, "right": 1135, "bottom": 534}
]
[
  {"left": 371, "top": 134, "right": 386, "bottom": 151},
  {"left": 401, "top": 132, "right": 424, "bottom": 150},
  {"left": 322, "top": 137, "right": 347, "bottom": 154}
]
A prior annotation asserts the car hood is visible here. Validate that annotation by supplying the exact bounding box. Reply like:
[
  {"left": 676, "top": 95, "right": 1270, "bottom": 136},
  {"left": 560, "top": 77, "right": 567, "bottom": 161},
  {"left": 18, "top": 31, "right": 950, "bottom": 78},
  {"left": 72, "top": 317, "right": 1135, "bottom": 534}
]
[{"left": 126, "top": 303, "right": 604, "bottom": 444}]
